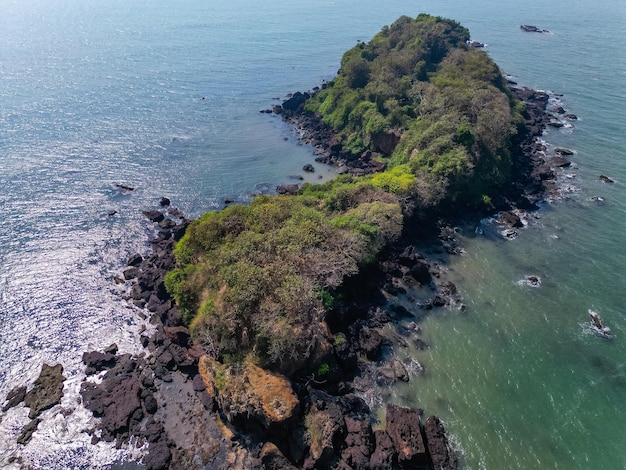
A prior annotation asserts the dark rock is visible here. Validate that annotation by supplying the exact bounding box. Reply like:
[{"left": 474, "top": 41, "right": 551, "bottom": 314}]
[
  {"left": 423, "top": 415, "right": 457, "bottom": 470},
  {"left": 159, "top": 197, "right": 171, "bottom": 207},
  {"left": 599, "top": 175, "right": 614, "bottom": 183},
  {"left": 498, "top": 211, "right": 523, "bottom": 228},
  {"left": 192, "top": 374, "right": 206, "bottom": 393},
  {"left": 123, "top": 267, "right": 138, "bottom": 280},
  {"left": 24, "top": 363, "right": 65, "bottom": 419},
  {"left": 303, "top": 163, "right": 315, "bottom": 172},
  {"left": 143, "top": 392, "right": 158, "bottom": 415},
  {"left": 466, "top": 40, "right": 485, "bottom": 48},
  {"left": 520, "top": 24, "right": 548, "bottom": 33},
  {"left": 410, "top": 260, "right": 432, "bottom": 284},
  {"left": 158, "top": 218, "right": 176, "bottom": 230},
  {"left": 386, "top": 404, "right": 428, "bottom": 468},
  {"left": 549, "top": 156, "right": 571, "bottom": 167},
  {"left": 116, "top": 184, "right": 134, "bottom": 192},
  {"left": 377, "top": 358, "right": 409, "bottom": 385},
  {"left": 143, "top": 210, "right": 165, "bottom": 223},
  {"left": 342, "top": 414, "right": 374, "bottom": 469},
  {"left": 554, "top": 148, "right": 574, "bottom": 156},
  {"left": 17, "top": 418, "right": 41, "bottom": 445},
  {"left": 547, "top": 120, "right": 564, "bottom": 128},
  {"left": 359, "top": 328, "right": 384, "bottom": 360},
  {"left": 276, "top": 184, "right": 299, "bottom": 195},
  {"left": 145, "top": 440, "right": 172, "bottom": 470},
  {"left": 372, "top": 131, "right": 401, "bottom": 155},
  {"left": 3, "top": 385, "right": 27, "bottom": 412},
  {"left": 142, "top": 417, "right": 164, "bottom": 443},
  {"left": 564, "top": 114, "right": 578, "bottom": 120},
  {"left": 370, "top": 430, "right": 396, "bottom": 470},
  {"left": 127, "top": 253, "right": 143, "bottom": 267},
  {"left": 82, "top": 351, "right": 116, "bottom": 375},
  {"left": 165, "top": 326, "right": 191, "bottom": 347}
]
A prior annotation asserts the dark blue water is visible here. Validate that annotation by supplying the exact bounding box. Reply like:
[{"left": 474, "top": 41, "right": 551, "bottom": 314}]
[{"left": 1, "top": 0, "right": 624, "bottom": 467}]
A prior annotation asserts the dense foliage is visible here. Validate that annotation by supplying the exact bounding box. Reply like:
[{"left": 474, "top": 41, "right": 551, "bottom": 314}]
[
  {"left": 166, "top": 178, "right": 403, "bottom": 375},
  {"left": 306, "top": 14, "right": 524, "bottom": 206},
  {"left": 166, "top": 14, "right": 524, "bottom": 376}
]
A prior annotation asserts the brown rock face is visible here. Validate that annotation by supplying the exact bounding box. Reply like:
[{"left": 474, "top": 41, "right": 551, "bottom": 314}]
[
  {"left": 24, "top": 363, "right": 65, "bottom": 419},
  {"left": 423, "top": 415, "right": 457, "bottom": 470},
  {"left": 385, "top": 403, "right": 428, "bottom": 468},
  {"left": 199, "top": 357, "right": 299, "bottom": 431}
]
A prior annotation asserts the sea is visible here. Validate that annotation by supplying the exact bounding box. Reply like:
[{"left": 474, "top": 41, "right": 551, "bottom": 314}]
[{"left": 0, "top": 0, "right": 624, "bottom": 468}]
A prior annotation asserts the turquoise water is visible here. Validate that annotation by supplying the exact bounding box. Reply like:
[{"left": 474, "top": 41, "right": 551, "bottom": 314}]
[{"left": 0, "top": 0, "right": 624, "bottom": 467}]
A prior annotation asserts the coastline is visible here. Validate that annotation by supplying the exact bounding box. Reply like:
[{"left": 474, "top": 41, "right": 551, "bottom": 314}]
[
  {"left": 0, "top": 78, "right": 568, "bottom": 470},
  {"left": 72, "top": 78, "right": 563, "bottom": 469}
]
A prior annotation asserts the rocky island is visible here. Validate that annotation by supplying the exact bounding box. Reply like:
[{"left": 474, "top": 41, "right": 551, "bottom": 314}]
[{"left": 2, "top": 14, "right": 563, "bottom": 470}]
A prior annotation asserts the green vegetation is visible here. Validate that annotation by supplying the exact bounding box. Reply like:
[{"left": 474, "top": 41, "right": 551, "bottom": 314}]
[
  {"left": 166, "top": 179, "right": 404, "bottom": 375},
  {"left": 306, "top": 13, "right": 523, "bottom": 206},
  {"left": 166, "top": 14, "right": 524, "bottom": 377}
]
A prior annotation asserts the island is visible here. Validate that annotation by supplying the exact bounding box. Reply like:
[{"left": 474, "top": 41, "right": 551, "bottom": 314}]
[{"left": 68, "top": 14, "right": 556, "bottom": 469}]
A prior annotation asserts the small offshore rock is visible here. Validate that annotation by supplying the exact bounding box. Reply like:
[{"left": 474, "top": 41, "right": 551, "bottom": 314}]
[
  {"left": 159, "top": 197, "right": 171, "bottom": 207},
  {"left": 24, "top": 363, "right": 65, "bottom": 419},
  {"left": 303, "top": 163, "right": 315, "bottom": 172},
  {"left": 116, "top": 184, "right": 134, "bottom": 192},
  {"left": 520, "top": 24, "right": 548, "bottom": 33},
  {"left": 599, "top": 175, "right": 614, "bottom": 183},
  {"left": 564, "top": 113, "right": 578, "bottom": 120}
]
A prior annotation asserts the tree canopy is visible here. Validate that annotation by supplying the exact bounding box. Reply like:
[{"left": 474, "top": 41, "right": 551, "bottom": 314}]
[{"left": 166, "top": 14, "right": 525, "bottom": 377}]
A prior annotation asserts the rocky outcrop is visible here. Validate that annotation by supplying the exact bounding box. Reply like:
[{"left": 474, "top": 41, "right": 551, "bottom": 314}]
[
  {"left": 199, "top": 357, "right": 300, "bottom": 433},
  {"left": 23, "top": 363, "right": 65, "bottom": 419},
  {"left": 386, "top": 404, "right": 428, "bottom": 468},
  {"left": 423, "top": 415, "right": 457, "bottom": 470},
  {"left": 520, "top": 25, "right": 549, "bottom": 33}
]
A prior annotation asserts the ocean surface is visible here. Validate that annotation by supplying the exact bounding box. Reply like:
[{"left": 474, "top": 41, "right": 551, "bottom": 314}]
[{"left": 0, "top": 0, "right": 625, "bottom": 468}]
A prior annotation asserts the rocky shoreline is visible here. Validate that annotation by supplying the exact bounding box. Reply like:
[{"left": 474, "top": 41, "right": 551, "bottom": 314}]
[{"left": 2, "top": 78, "right": 571, "bottom": 469}]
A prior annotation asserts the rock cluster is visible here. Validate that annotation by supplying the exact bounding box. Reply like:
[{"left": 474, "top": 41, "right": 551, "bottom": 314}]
[
  {"left": 274, "top": 91, "right": 387, "bottom": 177},
  {"left": 2, "top": 363, "right": 66, "bottom": 445}
]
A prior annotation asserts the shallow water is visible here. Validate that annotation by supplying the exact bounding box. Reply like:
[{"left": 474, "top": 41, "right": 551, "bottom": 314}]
[{"left": 0, "top": 0, "right": 625, "bottom": 467}]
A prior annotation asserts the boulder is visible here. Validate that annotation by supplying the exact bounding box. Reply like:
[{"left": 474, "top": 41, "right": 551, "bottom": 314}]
[
  {"left": 498, "top": 211, "right": 523, "bottom": 228},
  {"left": 385, "top": 404, "right": 428, "bottom": 467},
  {"left": 82, "top": 351, "right": 117, "bottom": 375},
  {"left": 276, "top": 184, "right": 299, "bottom": 195},
  {"left": 423, "top": 415, "right": 457, "bottom": 470},
  {"left": 3, "top": 385, "right": 27, "bottom": 412},
  {"left": 127, "top": 253, "right": 143, "bottom": 267},
  {"left": 143, "top": 210, "right": 165, "bottom": 223},
  {"left": 549, "top": 156, "right": 571, "bottom": 168},
  {"left": 159, "top": 197, "right": 171, "bottom": 207},
  {"left": 554, "top": 147, "right": 574, "bottom": 156},
  {"left": 599, "top": 175, "right": 614, "bottom": 183},
  {"left": 520, "top": 25, "right": 548, "bottom": 33},
  {"left": 303, "top": 163, "right": 315, "bottom": 172},
  {"left": 24, "top": 363, "right": 65, "bottom": 419}
]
